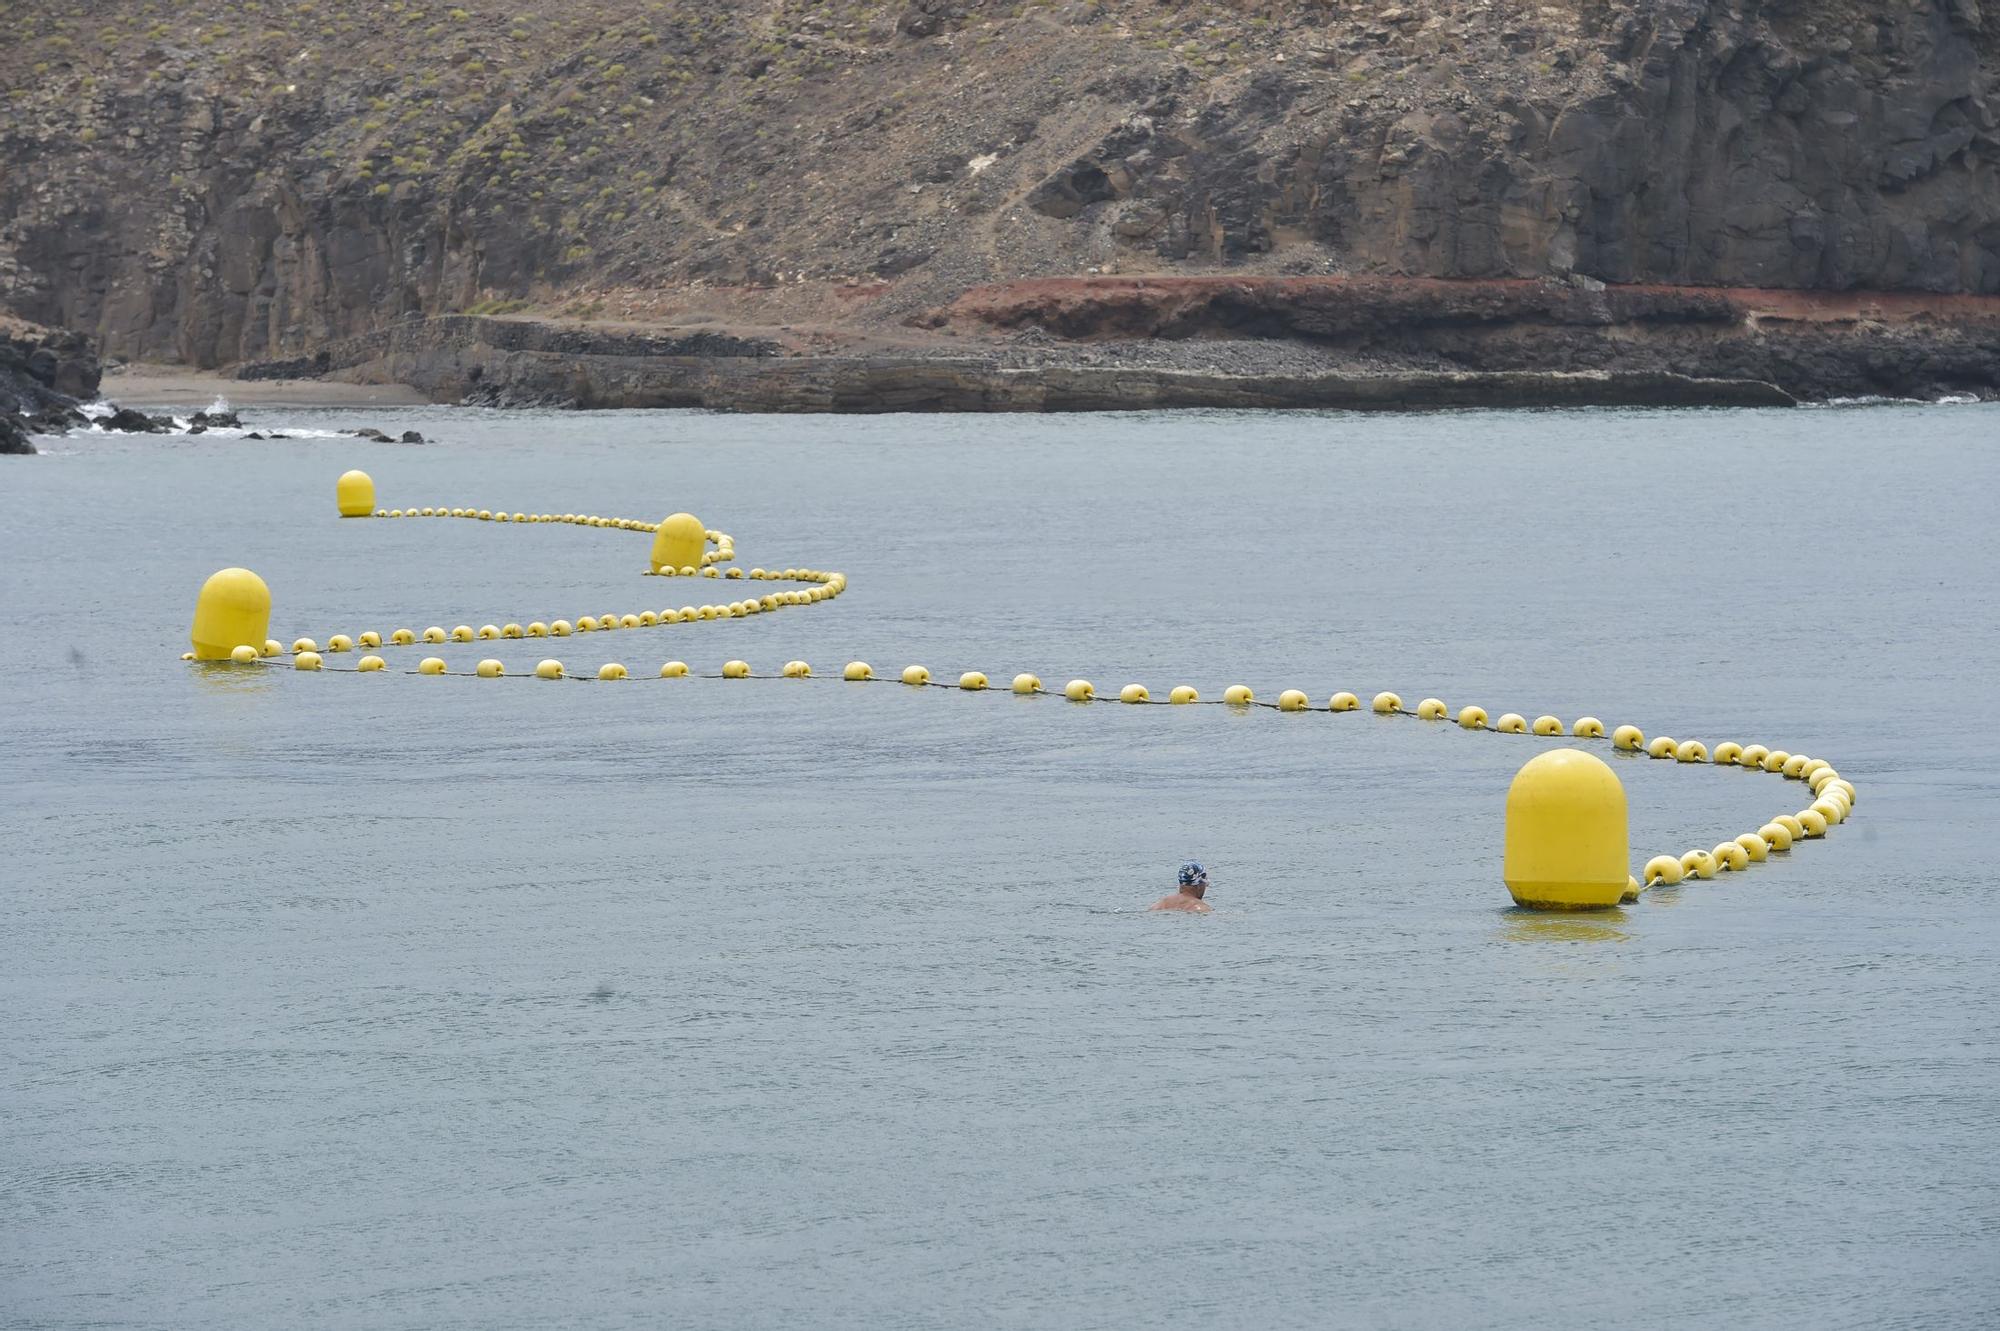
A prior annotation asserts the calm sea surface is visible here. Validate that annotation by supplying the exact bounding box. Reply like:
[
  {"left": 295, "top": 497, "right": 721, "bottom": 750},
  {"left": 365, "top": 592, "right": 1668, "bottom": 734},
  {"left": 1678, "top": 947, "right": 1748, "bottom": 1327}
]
[{"left": 3, "top": 404, "right": 1996, "bottom": 1329}]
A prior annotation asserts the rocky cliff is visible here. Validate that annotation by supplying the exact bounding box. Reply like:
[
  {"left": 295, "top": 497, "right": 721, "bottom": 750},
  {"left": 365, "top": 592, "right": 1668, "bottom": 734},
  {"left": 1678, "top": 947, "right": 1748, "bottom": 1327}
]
[{"left": 3, "top": 0, "right": 1997, "bottom": 376}]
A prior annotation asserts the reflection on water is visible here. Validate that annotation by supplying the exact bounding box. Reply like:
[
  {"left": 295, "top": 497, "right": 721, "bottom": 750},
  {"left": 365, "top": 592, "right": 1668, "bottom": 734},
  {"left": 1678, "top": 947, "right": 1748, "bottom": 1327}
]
[{"left": 1498, "top": 909, "right": 1632, "bottom": 945}]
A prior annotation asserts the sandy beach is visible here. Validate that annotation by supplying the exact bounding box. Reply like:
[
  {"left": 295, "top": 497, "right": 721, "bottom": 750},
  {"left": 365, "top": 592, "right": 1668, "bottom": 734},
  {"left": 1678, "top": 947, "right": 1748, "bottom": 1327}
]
[{"left": 102, "top": 364, "right": 429, "bottom": 409}]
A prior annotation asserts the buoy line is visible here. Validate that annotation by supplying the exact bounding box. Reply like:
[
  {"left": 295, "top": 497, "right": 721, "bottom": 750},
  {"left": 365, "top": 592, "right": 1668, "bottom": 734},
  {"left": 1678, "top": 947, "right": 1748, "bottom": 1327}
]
[{"left": 183, "top": 470, "right": 1858, "bottom": 912}]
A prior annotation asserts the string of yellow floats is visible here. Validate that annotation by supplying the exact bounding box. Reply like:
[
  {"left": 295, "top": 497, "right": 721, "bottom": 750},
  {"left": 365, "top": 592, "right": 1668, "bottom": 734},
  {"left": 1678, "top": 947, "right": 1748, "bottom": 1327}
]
[{"left": 183, "top": 468, "right": 1857, "bottom": 911}]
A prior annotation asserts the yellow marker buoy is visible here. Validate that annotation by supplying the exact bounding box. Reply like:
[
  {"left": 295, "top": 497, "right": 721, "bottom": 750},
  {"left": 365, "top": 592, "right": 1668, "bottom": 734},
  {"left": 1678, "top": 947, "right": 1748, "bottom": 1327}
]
[
  {"left": 262, "top": 639, "right": 283, "bottom": 657},
  {"left": 1065, "top": 679, "right": 1095, "bottom": 702},
  {"left": 1330, "top": 692, "right": 1360, "bottom": 712},
  {"left": 1712, "top": 842, "right": 1749, "bottom": 872},
  {"left": 550, "top": 620, "right": 573, "bottom": 637},
  {"left": 336, "top": 470, "right": 375, "bottom": 517},
  {"left": 1681, "top": 849, "right": 1718, "bottom": 880},
  {"left": 357, "top": 654, "right": 385, "bottom": 672},
  {"left": 1801, "top": 759, "right": 1832, "bottom": 782},
  {"left": 503, "top": 622, "right": 525, "bottom": 638},
  {"left": 476, "top": 659, "right": 504, "bottom": 678},
  {"left": 1797, "top": 809, "right": 1829, "bottom": 838},
  {"left": 1675, "top": 740, "right": 1709, "bottom": 763},
  {"left": 418, "top": 657, "right": 448, "bottom": 675},
  {"left": 902, "top": 665, "right": 930, "bottom": 686},
  {"left": 1169, "top": 686, "right": 1198, "bottom": 704},
  {"left": 1415, "top": 698, "right": 1448, "bottom": 720},
  {"left": 526, "top": 622, "right": 549, "bottom": 638},
  {"left": 1734, "top": 833, "right": 1770, "bottom": 862},
  {"left": 1808, "top": 768, "right": 1842, "bottom": 794},
  {"left": 785, "top": 661, "right": 814, "bottom": 678},
  {"left": 1121, "top": 684, "right": 1151, "bottom": 704},
  {"left": 1372, "top": 691, "right": 1402, "bottom": 714},
  {"left": 451, "top": 625, "right": 475, "bottom": 642},
  {"left": 292, "top": 637, "right": 319, "bottom": 655},
  {"left": 388, "top": 629, "right": 412, "bottom": 646},
  {"left": 844, "top": 662, "right": 874, "bottom": 681},
  {"left": 295, "top": 651, "right": 323, "bottom": 671},
  {"left": 1740, "top": 744, "right": 1771, "bottom": 768},
  {"left": 723, "top": 660, "right": 751, "bottom": 678},
  {"left": 1223, "top": 685, "right": 1254, "bottom": 706},
  {"left": 577, "top": 616, "right": 599, "bottom": 632},
  {"left": 1278, "top": 689, "right": 1310, "bottom": 712},
  {"left": 1457, "top": 705, "right": 1488, "bottom": 729},
  {"left": 1773, "top": 814, "right": 1805, "bottom": 841},
  {"left": 1643, "top": 854, "right": 1684, "bottom": 886},
  {"left": 1621, "top": 875, "right": 1642, "bottom": 903},
  {"left": 477, "top": 510, "right": 492, "bottom": 521},
  {"left": 597, "top": 663, "right": 628, "bottom": 681},
  {"left": 660, "top": 661, "right": 688, "bottom": 678},
  {"left": 326, "top": 634, "right": 354, "bottom": 653},
  {"left": 1012, "top": 674, "right": 1042, "bottom": 694},
  {"left": 1532, "top": 715, "right": 1563, "bottom": 736},
  {"left": 1612, "top": 724, "right": 1644, "bottom": 751},
  {"left": 1496, "top": 713, "right": 1528, "bottom": 734},
  {"left": 960, "top": 671, "right": 988, "bottom": 691},
  {"left": 536, "top": 660, "right": 564, "bottom": 680},
  {"left": 1762, "top": 749, "right": 1792, "bottom": 773},
  {"left": 358, "top": 631, "right": 382, "bottom": 649},
  {"left": 1810, "top": 798, "right": 1845, "bottom": 826},
  {"left": 620, "top": 614, "right": 642, "bottom": 629},
  {"left": 1502, "top": 749, "right": 1629, "bottom": 910},
  {"left": 1759, "top": 821, "right": 1794, "bottom": 851},
  {"left": 1572, "top": 717, "right": 1605, "bottom": 738},
  {"left": 229, "top": 644, "right": 259, "bottom": 664},
  {"left": 1782, "top": 754, "right": 1811, "bottom": 779},
  {"left": 1713, "top": 742, "right": 1744, "bottom": 765},
  {"left": 637, "top": 612, "right": 658, "bottom": 627},
  {"left": 190, "top": 568, "right": 273, "bottom": 661},
  {"left": 1646, "top": 736, "right": 1677, "bottom": 758}
]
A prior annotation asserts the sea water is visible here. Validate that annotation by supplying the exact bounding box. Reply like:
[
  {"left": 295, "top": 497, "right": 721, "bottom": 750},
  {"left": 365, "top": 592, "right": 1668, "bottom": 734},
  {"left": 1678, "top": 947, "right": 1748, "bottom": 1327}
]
[{"left": 2, "top": 405, "right": 1996, "bottom": 1329}]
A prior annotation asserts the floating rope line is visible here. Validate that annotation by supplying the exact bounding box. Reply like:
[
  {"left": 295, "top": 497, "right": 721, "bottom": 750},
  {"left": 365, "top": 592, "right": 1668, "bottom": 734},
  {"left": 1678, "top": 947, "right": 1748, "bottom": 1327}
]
[{"left": 185, "top": 470, "right": 1857, "bottom": 911}]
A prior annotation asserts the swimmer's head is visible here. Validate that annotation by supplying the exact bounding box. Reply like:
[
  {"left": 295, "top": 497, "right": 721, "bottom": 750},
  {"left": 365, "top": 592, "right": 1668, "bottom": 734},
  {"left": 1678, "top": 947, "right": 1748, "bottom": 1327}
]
[{"left": 1178, "top": 861, "right": 1208, "bottom": 891}]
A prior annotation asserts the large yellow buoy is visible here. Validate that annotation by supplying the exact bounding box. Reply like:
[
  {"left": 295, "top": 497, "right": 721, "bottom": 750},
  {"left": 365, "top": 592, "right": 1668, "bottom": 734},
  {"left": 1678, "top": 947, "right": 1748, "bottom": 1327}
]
[
  {"left": 190, "top": 568, "right": 272, "bottom": 661},
  {"left": 336, "top": 470, "right": 375, "bottom": 517},
  {"left": 1502, "top": 748, "right": 1630, "bottom": 910},
  {"left": 650, "top": 512, "right": 707, "bottom": 575}
]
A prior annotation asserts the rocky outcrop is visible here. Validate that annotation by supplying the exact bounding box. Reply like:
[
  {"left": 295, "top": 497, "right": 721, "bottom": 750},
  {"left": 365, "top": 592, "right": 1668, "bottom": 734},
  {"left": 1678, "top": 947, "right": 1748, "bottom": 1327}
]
[
  {"left": 2, "top": 0, "right": 1997, "bottom": 378},
  {"left": 1, "top": 319, "right": 102, "bottom": 453}
]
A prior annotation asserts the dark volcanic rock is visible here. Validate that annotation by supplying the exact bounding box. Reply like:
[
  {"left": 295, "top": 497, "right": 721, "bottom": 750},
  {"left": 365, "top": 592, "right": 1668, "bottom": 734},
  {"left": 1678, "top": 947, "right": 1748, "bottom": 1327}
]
[
  {"left": 1, "top": 413, "right": 33, "bottom": 455},
  {"left": 348, "top": 427, "right": 394, "bottom": 441},
  {"left": 399, "top": 430, "right": 425, "bottom": 443},
  {"left": 1, "top": 322, "right": 101, "bottom": 416},
  {"left": 99, "top": 406, "right": 170, "bottom": 433}
]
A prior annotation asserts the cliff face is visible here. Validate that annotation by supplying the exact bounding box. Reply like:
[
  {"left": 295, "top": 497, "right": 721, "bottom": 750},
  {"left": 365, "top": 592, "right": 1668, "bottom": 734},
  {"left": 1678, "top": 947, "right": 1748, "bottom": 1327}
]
[{"left": 3, "top": 0, "right": 1996, "bottom": 368}]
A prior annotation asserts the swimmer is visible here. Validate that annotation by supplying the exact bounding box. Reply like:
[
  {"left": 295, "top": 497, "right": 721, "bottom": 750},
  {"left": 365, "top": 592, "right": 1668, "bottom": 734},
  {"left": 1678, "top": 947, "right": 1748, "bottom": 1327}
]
[{"left": 1150, "top": 861, "right": 1212, "bottom": 913}]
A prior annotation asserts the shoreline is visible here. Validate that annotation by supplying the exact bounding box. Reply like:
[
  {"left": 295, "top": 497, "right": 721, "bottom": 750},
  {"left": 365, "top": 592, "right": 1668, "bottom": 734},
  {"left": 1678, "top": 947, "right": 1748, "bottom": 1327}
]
[{"left": 103, "top": 366, "right": 430, "bottom": 409}]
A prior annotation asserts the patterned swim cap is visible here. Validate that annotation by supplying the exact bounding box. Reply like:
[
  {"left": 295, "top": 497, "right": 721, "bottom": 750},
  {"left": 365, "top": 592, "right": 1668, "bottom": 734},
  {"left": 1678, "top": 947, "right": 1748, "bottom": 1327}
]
[{"left": 1178, "top": 861, "right": 1208, "bottom": 888}]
